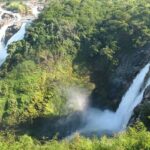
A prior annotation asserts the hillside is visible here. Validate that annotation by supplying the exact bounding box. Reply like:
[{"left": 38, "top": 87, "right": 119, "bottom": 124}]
[{"left": 0, "top": 0, "right": 150, "bottom": 149}]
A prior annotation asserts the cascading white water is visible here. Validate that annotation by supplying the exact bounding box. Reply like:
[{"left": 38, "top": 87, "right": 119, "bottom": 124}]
[
  {"left": 0, "top": 23, "right": 28, "bottom": 66},
  {"left": 68, "top": 63, "right": 150, "bottom": 138},
  {"left": 116, "top": 63, "right": 150, "bottom": 129},
  {"left": 0, "top": 4, "right": 40, "bottom": 66},
  {"left": 0, "top": 7, "right": 21, "bottom": 21},
  {"left": 0, "top": 1, "right": 149, "bottom": 139},
  {"left": 31, "top": 6, "right": 40, "bottom": 18},
  {"left": 0, "top": 25, "right": 10, "bottom": 65},
  {"left": 0, "top": 25, "right": 8, "bottom": 43},
  {"left": 6, "top": 23, "right": 27, "bottom": 46},
  {"left": 0, "top": 6, "right": 24, "bottom": 66}
]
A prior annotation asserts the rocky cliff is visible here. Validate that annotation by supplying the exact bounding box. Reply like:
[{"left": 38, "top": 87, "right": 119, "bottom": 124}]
[{"left": 91, "top": 45, "right": 150, "bottom": 111}]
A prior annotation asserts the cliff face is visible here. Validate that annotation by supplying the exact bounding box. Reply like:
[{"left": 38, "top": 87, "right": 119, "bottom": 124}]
[
  {"left": 132, "top": 84, "right": 150, "bottom": 129},
  {"left": 91, "top": 45, "right": 150, "bottom": 110}
]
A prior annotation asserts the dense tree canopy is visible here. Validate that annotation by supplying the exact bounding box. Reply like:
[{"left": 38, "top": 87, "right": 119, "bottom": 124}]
[{"left": 0, "top": 0, "right": 150, "bottom": 149}]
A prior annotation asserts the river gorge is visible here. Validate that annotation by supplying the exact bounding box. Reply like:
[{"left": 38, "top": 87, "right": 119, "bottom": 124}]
[{"left": 0, "top": 0, "right": 150, "bottom": 145}]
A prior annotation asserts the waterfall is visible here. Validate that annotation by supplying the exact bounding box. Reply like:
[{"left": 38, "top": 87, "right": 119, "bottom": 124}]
[
  {"left": 0, "top": 25, "right": 10, "bottom": 66},
  {"left": 6, "top": 23, "right": 27, "bottom": 46},
  {"left": 0, "top": 23, "right": 27, "bottom": 66},
  {"left": 0, "top": 7, "right": 21, "bottom": 21},
  {"left": 0, "top": 7, "right": 24, "bottom": 66},
  {"left": 0, "top": 18, "right": 26, "bottom": 66},
  {"left": 0, "top": 4, "right": 40, "bottom": 67},
  {"left": 67, "top": 63, "right": 150, "bottom": 138},
  {"left": 0, "top": 1, "right": 149, "bottom": 139},
  {"left": 116, "top": 63, "right": 150, "bottom": 129},
  {"left": 0, "top": 25, "right": 8, "bottom": 43}
]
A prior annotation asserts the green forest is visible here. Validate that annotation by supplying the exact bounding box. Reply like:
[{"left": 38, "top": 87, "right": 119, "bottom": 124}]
[{"left": 0, "top": 0, "right": 150, "bottom": 149}]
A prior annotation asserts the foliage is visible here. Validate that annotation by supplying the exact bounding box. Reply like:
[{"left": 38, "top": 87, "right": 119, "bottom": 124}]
[
  {"left": 0, "top": 0, "right": 150, "bottom": 146},
  {"left": 0, "top": 58, "right": 92, "bottom": 126},
  {"left": 0, "top": 123, "right": 149, "bottom": 150},
  {"left": 4, "top": 1, "right": 30, "bottom": 14},
  {"left": 3, "top": 0, "right": 150, "bottom": 104}
]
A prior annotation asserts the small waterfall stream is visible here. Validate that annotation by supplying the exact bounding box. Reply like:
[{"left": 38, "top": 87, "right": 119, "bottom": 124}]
[
  {"left": 0, "top": 4, "right": 40, "bottom": 66},
  {"left": 6, "top": 23, "right": 27, "bottom": 46},
  {"left": 0, "top": 25, "right": 9, "bottom": 65},
  {"left": 0, "top": 23, "right": 27, "bottom": 66}
]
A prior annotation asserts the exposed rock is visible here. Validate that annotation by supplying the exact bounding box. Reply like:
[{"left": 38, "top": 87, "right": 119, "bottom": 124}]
[
  {"left": 1, "top": 13, "right": 14, "bottom": 20},
  {"left": 143, "top": 85, "right": 150, "bottom": 100},
  {"left": 38, "top": 5, "right": 44, "bottom": 11},
  {"left": 5, "top": 23, "right": 22, "bottom": 44},
  {"left": 113, "top": 48, "right": 150, "bottom": 103},
  {"left": 91, "top": 45, "right": 150, "bottom": 110},
  {"left": 0, "top": 22, "right": 4, "bottom": 28},
  {"left": 130, "top": 84, "right": 150, "bottom": 129}
]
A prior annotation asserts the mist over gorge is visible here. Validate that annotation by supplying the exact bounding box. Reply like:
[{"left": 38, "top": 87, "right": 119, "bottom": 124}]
[{"left": 0, "top": 0, "right": 150, "bottom": 149}]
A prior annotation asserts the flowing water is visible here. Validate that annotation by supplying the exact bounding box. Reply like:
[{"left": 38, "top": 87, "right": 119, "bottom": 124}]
[
  {"left": 0, "top": 25, "right": 10, "bottom": 65},
  {"left": 6, "top": 23, "right": 27, "bottom": 46},
  {"left": 0, "top": 1, "right": 149, "bottom": 139},
  {"left": 68, "top": 62, "right": 150, "bottom": 138},
  {"left": 116, "top": 63, "right": 150, "bottom": 129},
  {"left": 0, "top": 4, "right": 39, "bottom": 66}
]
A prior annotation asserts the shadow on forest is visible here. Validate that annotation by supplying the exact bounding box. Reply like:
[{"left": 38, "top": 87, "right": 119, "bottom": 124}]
[{"left": 16, "top": 112, "right": 84, "bottom": 140}]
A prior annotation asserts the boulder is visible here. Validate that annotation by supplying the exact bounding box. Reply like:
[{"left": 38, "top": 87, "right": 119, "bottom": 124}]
[
  {"left": 0, "top": 21, "right": 4, "bottom": 28},
  {"left": 1, "top": 13, "right": 14, "bottom": 20},
  {"left": 5, "top": 22, "right": 22, "bottom": 44}
]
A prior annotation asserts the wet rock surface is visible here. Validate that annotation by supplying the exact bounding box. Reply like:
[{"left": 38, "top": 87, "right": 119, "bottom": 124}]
[
  {"left": 130, "top": 84, "right": 150, "bottom": 129},
  {"left": 91, "top": 45, "right": 150, "bottom": 111},
  {"left": 1, "top": 13, "right": 14, "bottom": 20},
  {"left": 111, "top": 47, "right": 150, "bottom": 106},
  {"left": 5, "top": 23, "right": 22, "bottom": 44},
  {"left": 0, "top": 1, "right": 44, "bottom": 44}
]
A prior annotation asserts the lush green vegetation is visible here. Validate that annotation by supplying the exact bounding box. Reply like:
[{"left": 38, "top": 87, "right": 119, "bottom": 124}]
[
  {"left": 0, "top": 123, "right": 149, "bottom": 150},
  {"left": 0, "top": 0, "right": 150, "bottom": 149},
  {"left": 1, "top": 0, "right": 150, "bottom": 125},
  {"left": 0, "top": 58, "right": 92, "bottom": 126},
  {"left": 4, "top": 1, "right": 30, "bottom": 14}
]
